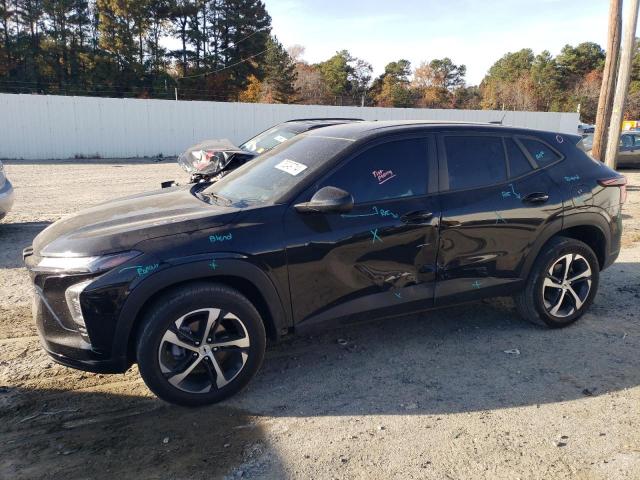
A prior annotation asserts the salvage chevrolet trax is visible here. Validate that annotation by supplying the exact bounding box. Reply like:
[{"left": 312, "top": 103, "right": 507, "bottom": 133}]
[{"left": 25, "top": 121, "right": 626, "bottom": 406}]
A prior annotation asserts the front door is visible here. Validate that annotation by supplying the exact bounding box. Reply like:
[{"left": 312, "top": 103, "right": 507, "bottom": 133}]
[{"left": 284, "top": 135, "right": 441, "bottom": 329}]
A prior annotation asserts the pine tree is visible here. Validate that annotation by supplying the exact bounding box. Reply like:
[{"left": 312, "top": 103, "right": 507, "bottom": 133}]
[
  {"left": 261, "top": 35, "right": 296, "bottom": 103},
  {"left": 219, "top": 0, "right": 270, "bottom": 95},
  {"left": 96, "top": 0, "right": 146, "bottom": 92}
]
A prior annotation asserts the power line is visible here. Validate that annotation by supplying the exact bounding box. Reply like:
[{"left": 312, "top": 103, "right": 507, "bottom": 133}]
[
  {"left": 178, "top": 49, "right": 267, "bottom": 79},
  {"left": 215, "top": 26, "right": 269, "bottom": 57}
]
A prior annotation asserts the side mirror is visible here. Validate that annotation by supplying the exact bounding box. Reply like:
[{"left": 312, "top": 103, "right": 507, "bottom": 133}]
[{"left": 294, "top": 186, "right": 354, "bottom": 214}]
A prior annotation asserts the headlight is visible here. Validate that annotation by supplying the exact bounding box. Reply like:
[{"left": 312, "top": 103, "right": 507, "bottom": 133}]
[
  {"left": 36, "top": 251, "right": 141, "bottom": 273},
  {"left": 65, "top": 280, "right": 93, "bottom": 334}
]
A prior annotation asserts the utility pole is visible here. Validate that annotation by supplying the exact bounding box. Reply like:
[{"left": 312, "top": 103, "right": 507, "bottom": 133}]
[
  {"left": 605, "top": 0, "right": 640, "bottom": 168},
  {"left": 593, "top": 0, "right": 622, "bottom": 161}
]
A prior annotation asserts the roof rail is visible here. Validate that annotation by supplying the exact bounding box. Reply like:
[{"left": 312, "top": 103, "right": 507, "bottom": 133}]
[{"left": 284, "top": 118, "right": 364, "bottom": 122}]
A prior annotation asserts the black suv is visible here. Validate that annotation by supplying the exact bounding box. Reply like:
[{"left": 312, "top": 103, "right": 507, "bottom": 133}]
[{"left": 25, "top": 121, "right": 627, "bottom": 406}]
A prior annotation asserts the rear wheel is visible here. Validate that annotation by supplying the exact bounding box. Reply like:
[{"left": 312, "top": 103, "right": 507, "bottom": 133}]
[
  {"left": 137, "top": 283, "right": 266, "bottom": 406},
  {"left": 514, "top": 236, "right": 599, "bottom": 328}
]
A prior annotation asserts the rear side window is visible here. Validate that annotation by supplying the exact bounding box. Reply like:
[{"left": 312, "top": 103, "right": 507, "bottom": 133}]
[
  {"left": 620, "top": 135, "right": 633, "bottom": 148},
  {"left": 321, "top": 138, "right": 429, "bottom": 204},
  {"left": 444, "top": 136, "right": 506, "bottom": 190},
  {"left": 519, "top": 138, "right": 561, "bottom": 165},
  {"left": 505, "top": 138, "right": 534, "bottom": 178}
]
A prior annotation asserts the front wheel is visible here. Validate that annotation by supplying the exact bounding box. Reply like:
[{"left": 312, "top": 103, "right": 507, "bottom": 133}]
[
  {"left": 514, "top": 236, "right": 600, "bottom": 328},
  {"left": 136, "top": 283, "right": 266, "bottom": 406}
]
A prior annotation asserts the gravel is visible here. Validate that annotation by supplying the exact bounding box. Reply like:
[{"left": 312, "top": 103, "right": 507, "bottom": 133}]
[{"left": 1, "top": 159, "right": 639, "bottom": 480}]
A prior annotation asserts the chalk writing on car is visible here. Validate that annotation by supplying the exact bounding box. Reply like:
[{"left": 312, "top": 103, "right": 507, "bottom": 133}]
[
  {"left": 209, "top": 259, "right": 218, "bottom": 270},
  {"left": 564, "top": 175, "right": 580, "bottom": 182},
  {"left": 535, "top": 151, "right": 545, "bottom": 160},
  {"left": 373, "top": 206, "right": 399, "bottom": 219},
  {"left": 494, "top": 211, "right": 506, "bottom": 224},
  {"left": 472, "top": 280, "right": 482, "bottom": 289},
  {"left": 500, "top": 184, "right": 521, "bottom": 200},
  {"left": 209, "top": 232, "right": 233, "bottom": 243},
  {"left": 371, "top": 229, "right": 383, "bottom": 244},
  {"left": 371, "top": 169, "right": 396, "bottom": 185},
  {"left": 119, "top": 264, "right": 160, "bottom": 277},
  {"left": 341, "top": 206, "right": 399, "bottom": 219}
]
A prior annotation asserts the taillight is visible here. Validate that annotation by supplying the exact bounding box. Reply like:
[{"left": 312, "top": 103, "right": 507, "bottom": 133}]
[{"left": 598, "top": 176, "right": 628, "bottom": 204}]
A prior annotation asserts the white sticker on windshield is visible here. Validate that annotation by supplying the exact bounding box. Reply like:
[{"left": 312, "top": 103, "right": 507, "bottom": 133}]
[
  {"left": 274, "top": 135, "right": 288, "bottom": 143},
  {"left": 275, "top": 159, "right": 308, "bottom": 176}
]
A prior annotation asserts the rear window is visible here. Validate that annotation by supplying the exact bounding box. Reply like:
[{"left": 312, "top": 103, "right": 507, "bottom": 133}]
[
  {"left": 444, "top": 136, "right": 507, "bottom": 190},
  {"left": 240, "top": 126, "right": 298, "bottom": 154},
  {"left": 518, "top": 138, "right": 562, "bottom": 165}
]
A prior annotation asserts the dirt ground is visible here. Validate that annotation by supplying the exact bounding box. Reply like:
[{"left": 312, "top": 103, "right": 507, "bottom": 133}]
[{"left": 1, "top": 159, "right": 639, "bottom": 480}]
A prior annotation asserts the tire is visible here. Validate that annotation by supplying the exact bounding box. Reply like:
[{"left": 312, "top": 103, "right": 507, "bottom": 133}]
[
  {"left": 514, "top": 236, "right": 600, "bottom": 328},
  {"left": 137, "top": 282, "right": 266, "bottom": 407}
]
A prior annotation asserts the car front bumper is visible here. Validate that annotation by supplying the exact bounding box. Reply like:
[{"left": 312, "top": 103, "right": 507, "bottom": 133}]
[
  {"left": 32, "top": 285, "right": 129, "bottom": 373},
  {"left": 0, "top": 178, "right": 15, "bottom": 219}
]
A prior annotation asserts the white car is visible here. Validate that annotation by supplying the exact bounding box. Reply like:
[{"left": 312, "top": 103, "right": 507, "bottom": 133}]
[{"left": 0, "top": 161, "right": 15, "bottom": 221}]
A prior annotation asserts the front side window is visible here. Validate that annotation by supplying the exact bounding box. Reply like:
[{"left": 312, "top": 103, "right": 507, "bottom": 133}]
[
  {"left": 444, "top": 136, "right": 506, "bottom": 190},
  {"left": 519, "top": 138, "right": 562, "bottom": 165},
  {"left": 320, "top": 138, "right": 429, "bottom": 204}
]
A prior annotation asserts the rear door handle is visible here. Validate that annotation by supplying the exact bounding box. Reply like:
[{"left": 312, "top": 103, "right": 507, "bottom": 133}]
[
  {"left": 522, "top": 192, "right": 549, "bottom": 204},
  {"left": 401, "top": 210, "right": 434, "bottom": 224}
]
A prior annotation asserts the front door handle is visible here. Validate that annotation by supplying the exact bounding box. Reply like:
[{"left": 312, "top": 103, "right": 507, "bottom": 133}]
[
  {"left": 401, "top": 210, "right": 434, "bottom": 224},
  {"left": 522, "top": 192, "right": 549, "bottom": 204}
]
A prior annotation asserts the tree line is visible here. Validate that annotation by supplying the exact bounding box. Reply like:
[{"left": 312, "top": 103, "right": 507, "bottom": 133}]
[{"left": 1, "top": 0, "right": 638, "bottom": 123}]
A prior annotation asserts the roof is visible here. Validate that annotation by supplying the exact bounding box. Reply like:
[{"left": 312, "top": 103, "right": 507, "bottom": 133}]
[
  {"left": 284, "top": 118, "right": 364, "bottom": 123},
  {"left": 302, "top": 120, "right": 510, "bottom": 141}
]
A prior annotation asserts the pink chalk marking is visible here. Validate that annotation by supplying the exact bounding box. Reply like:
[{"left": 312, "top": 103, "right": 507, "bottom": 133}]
[{"left": 372, "top": 169, "right": 396, "bottom": 185}]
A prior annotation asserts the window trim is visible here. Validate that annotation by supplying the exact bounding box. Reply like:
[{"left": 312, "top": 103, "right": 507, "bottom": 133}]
[
  {"left": 503, "top": 137, "right": 536, "bottom": 179},
  {"left": 295, "top": 132, "right": 438, "bottom": 207}
]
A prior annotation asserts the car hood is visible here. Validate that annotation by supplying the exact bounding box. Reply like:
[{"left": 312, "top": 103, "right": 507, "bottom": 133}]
[{"left": 33, "top": 186, "right": 239, "bottom": 257}]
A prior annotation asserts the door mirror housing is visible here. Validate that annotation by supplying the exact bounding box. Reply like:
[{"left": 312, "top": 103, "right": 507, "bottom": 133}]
[{"left": 294, "top": 186, "right": 354, "bottom": 214}]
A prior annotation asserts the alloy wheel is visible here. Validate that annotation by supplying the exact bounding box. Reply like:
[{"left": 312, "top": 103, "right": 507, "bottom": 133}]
[
  {"left": 158, "top": 308, "right": 250, "bottom": 393},
  {"left": 542, "top": 253, "right": 592, "bottom": 318}
]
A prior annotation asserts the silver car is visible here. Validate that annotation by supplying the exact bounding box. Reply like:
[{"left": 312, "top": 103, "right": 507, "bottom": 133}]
[
  {"left": 584, "top": 132, "right": 640, "bottom": 168},
  {"left": 0, "top": 160, "right": 15, "bottom": 221}
]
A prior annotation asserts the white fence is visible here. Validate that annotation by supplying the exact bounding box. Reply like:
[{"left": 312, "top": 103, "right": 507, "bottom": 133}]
[{"left": 0, "top": 93, "right": 580, "bottom": 160}]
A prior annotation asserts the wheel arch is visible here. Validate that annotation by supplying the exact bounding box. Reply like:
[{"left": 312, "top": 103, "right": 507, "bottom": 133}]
[
  {"left": 112, "top": 257, "right": 290, "bottom": 367},
  {"left": 522, "top": 211, "right": 610, "bottom": 281}
]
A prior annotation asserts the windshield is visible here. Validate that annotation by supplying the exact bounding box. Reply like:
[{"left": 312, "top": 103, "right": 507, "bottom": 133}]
[
  {"left": 204, "top": 135, "right": 353, "bottom": 207},
  {"left": 240, "top": 126, "right": 299, "bottom": 154}
]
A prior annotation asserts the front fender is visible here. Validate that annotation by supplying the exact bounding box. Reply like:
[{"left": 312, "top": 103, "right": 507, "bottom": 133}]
[{"left": 110, "top": 253, "right": 290, "bottom": 366}]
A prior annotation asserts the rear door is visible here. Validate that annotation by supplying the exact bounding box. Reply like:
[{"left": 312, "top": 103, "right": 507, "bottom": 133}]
[
  {"left": 435, "top": 131, "right": 564, "bottom": 305},
  {"left": 284, "top": 134, "right": 441, "bottom": 329}
]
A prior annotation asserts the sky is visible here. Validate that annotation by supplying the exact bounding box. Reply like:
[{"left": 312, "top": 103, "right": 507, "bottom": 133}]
[{"left": 264, "top": 0, "right": 611, "bottom": 85}]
